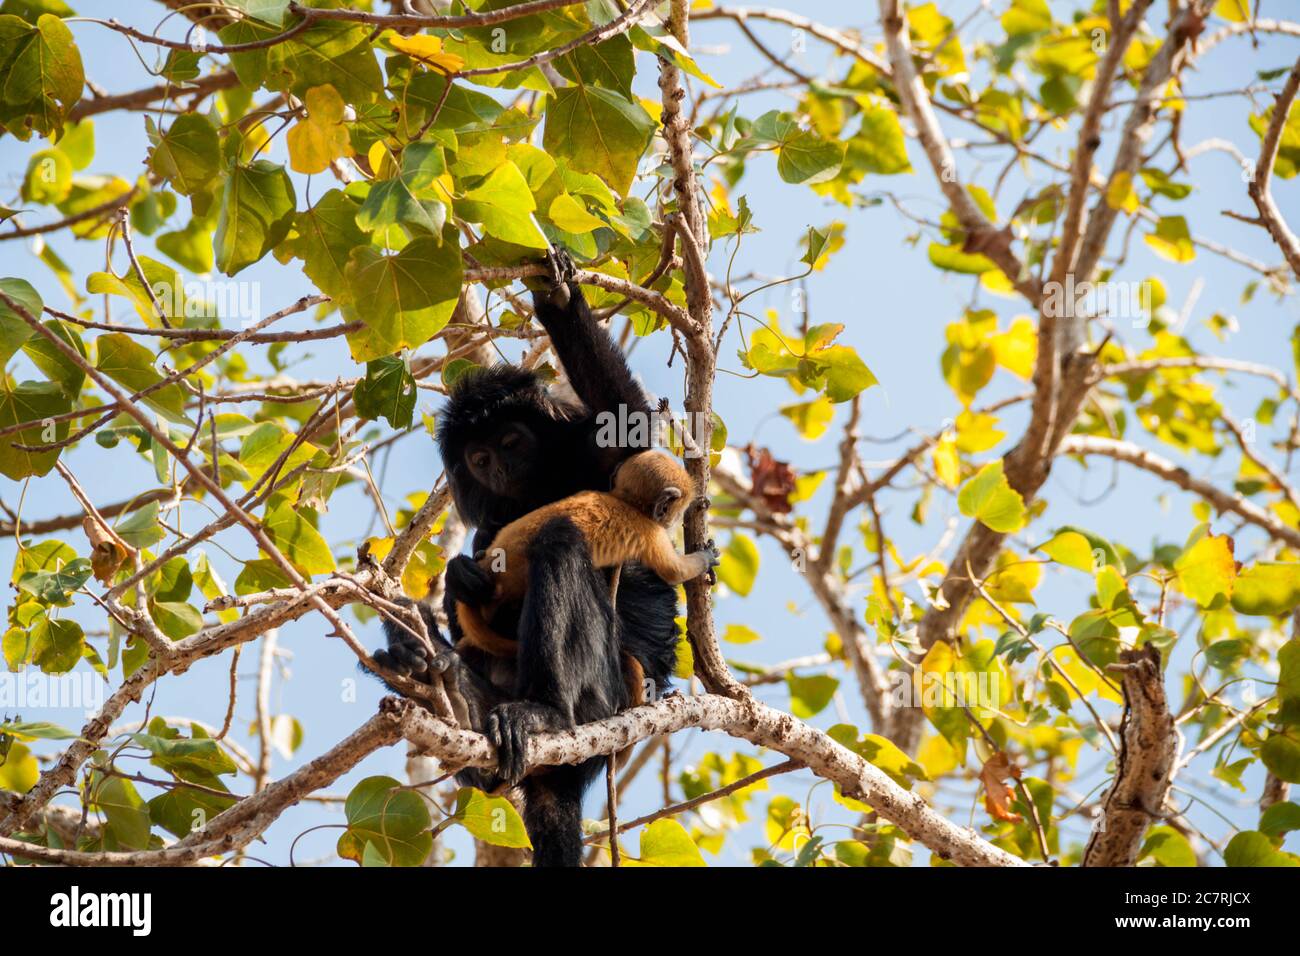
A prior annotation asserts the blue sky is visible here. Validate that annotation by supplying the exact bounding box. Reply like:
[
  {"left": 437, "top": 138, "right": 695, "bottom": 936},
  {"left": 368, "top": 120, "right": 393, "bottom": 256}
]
[{"left": 2, "top": 1, "right": 1298, "bottom": 864}]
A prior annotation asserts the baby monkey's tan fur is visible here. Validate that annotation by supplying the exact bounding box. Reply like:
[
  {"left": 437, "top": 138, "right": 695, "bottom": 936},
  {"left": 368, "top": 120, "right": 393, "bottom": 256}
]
[{"left": 455, "top": 451, "right": 715, "bottom": 663}]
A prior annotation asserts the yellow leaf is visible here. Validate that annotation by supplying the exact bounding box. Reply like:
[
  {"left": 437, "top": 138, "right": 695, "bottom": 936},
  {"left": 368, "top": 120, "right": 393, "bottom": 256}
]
[
  {"left": 388, "top": 32, "right": 465, "bottom": 73},
  {"left": 548, "top": 193, "right": 605, "bottom": 233},
  {"left": 1176, "top": 533, "right": 1237, "bottom": 607},
  {"left": 286, "top": 85, "right": 351, "bottom": 175},
  {"left": 368, "top": 139, "right": 397, "bottom": 179},
  {"left": 1144, "top": 215, "right": 1196, "bottom": 263},
  {"left": 780, "top": 396, "right": 834, "bottom": 440},
  {"left": 1105, "top": 170, "right": 1139, "bottom": 214},
  {"left": 933, "top": 432, "right": 960, "bottom": 489},
  {"left": 1214, "top": 0, "right": 1250, "bottom": 21},
  {"left": 991, "top": 316, "right": 1036, "bottom": 379},
  {"left": 953, "top": 410, "right": 1005, "bottom": 453}
]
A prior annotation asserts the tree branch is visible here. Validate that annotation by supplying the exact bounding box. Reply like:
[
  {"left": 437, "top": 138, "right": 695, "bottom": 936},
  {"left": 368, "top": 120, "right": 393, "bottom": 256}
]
[
  {"left": 397, "top": 694, "right": 1026, "bottom": 867},
  {"left": 1082, "top": 645, "right": 1176, "bottom": 867},
  {"left": 1059, "top": 434, "right": 1300, "bottom": 549},
  {"left": 1246, "top": 55, "right": 1300, "bottom": 279}
]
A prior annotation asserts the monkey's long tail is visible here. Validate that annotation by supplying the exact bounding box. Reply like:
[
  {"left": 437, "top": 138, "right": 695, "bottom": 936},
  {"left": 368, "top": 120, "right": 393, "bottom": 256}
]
[{"left": 522, "top": 769, "right": 586, "bottom": 867}]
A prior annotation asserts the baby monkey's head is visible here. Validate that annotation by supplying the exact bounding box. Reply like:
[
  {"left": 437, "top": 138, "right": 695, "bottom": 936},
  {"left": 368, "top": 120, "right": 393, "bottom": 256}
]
[{"left": 612, "top": 451, "right": 697, "bottom": 528}]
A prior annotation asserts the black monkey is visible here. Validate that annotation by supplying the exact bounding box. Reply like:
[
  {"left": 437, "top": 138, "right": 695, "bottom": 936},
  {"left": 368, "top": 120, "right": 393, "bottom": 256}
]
[{"left": 374, "top": 250, "right": 681, "bottom": 866}]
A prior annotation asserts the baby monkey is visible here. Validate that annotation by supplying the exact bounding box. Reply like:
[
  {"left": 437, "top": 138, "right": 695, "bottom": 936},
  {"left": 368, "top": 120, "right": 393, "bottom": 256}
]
[{"left": 455, "top": 450, "right": 718, "bottom": 661}]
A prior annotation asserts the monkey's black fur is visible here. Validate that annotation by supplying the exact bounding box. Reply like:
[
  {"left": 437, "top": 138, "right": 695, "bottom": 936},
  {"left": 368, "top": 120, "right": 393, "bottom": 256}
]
[{"left": 373, "top": 251, "right": 678, "bottom": 867}]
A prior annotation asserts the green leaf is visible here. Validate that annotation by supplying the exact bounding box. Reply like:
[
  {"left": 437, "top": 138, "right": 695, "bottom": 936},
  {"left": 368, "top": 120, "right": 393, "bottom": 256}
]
[
  {"left": 146, "top": 113, "right": 221, "bottom": 204},
  {"left": 264, "top": 502, "right": 335, "bottom": 575},
  {"left": 355, "top": 142, "right": 447, "bottom": 237},
  {"left": 29, "top": 616, "right": 84, "bottom": 673},
  {"left": 845, "top": 102, "right": 911, "bottom": 175},
  {"left": 957, "top": 460, "right": 1026, "bottom": 533},
  {"left": 222, "top": 19, "right": 381, "bottom": 103},
  {"left": 457, "top": 160, "right": 547, "bottom": 248},
  {"left": 283, "top": 189, "right": 366, "bottom": 298},
  {"left": 130, "top": 730, "right": 239, "bottom": 779},
  {"left": 235, "top": 558, "right": 294, "bottom": 595},
  {"left": 1279, "top": 639, "right": 1300, "bottom": 704},
  {"left": 1262, "top": 728, "right": 1300, "bottom": 784},
  {"left": 148, "top": 785, "right": 236, "bottom": 840},
  {"left": 630, "top": 818, "right": 705, "bottom": 867},
  {"left": 0, "top": 719, "right": 77, "bottom": 740},
  {"left": 1260, "top": 801, "right": 1300, "bottom": 841},
  {"left": 0, "top": 379, "right": 69, "bottom": 479},
  {"left": 226, "top": 0, "right": 290, "bottom": 27},
  {"left": 453, "top": 787, "right": 531, "bottom": 848},
  {"left": 88, "top": 767, "right": 152, "bottom": 850},
  {"left": 342, "top": 234, "right": 462, "bottom": 362},
  {"left": 115, "top": 501, "right": 167, "bottom": 549},
  {"left": 787, "top": 673, "right": 838, "bottom": 718},
  {"left": 543, "top": 85, "right": 655, "bottom": 196},
  {"left": 403, "top": 71, "right": 504, "bottom": 135},
  {"left": 149, "top": 600, "right": 203, "bottom": 640},
  {"left": 20, "top": 146, "right": 70, "bottom": 203},
  {"left": 22, "top": 319, "right": 84, "bottom": 402},
  {"left": 214, "top": 160, "right": 297, "bottom": 275},
  {"left": 1231, "top": 564, "right": 1300, "bottom": 616},
  {"left": 1036, "top": 530, "right": 1097, "bottom": 572},
  {"left": 776, "top": 129, "right": 844, "bottom": 186},
  {"left": 336, "top": 775, "right": 432, "bottom": 867},
  {"left": 928, "top": 242, "right": 996, "bottom": 275},
  {"left": 17, "top": 555, "right": 90, "bottom": 604},
  {"left": 1139, "top": 826, "right": 1197, "bottom": 867},
  {"left": 819, "top": 345, "right": 878, "bottom": 402},
  {"left": 1138, "top": 166, "right": 1192, "bottom": 200},
  {"left": 238, "top": 421, "right": 318, "bottom": 488},
  {"left": 94, "top": 332, "right": 188, "bottom": 422},
  {"left": 1224, "top": 830, "right": 1299, "bottom": 867},
  {"left": 0, "top": 13, "right": 83, "bottom": 137},
  {"left": 279, "top": 21, "right": 383, "bottom": 102},
  {"left": 353, "top": 355, "right": 416, "bottom": 430},
  {"left": 156, "top": 216, "right": 215, "bottom": 274},
  {"left": 716, "top": 533, "right": 759, "bottom": 596},
  {"left": 801, "top": 226, "right": 831, "bottom": 268},
  {"left": 86, "top": 255, "right": 188, "bottom": 328},
  {"left": 0, "top": 276, "right": 42, "bottom": 367},
  {"left": 828, "top": 725, "right": 928, "bottom": 788},
  {"left": 554, "top": 32, "right": 633, "bottom": 96}
]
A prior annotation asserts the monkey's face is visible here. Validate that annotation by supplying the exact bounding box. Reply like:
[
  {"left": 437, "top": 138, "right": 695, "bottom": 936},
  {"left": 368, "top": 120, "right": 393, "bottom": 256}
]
[{"left": 463, "top": 421, "right": 541, "bottom": 498}]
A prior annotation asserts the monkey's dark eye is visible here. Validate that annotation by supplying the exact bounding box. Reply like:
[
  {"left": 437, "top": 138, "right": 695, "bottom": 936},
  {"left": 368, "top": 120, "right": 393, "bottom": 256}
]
[
  {"left": 470, "top": 452, "right": 490, "bottom": 469},
  {"left": 500, "top": 432, "right": 519, "bottom": 450}
]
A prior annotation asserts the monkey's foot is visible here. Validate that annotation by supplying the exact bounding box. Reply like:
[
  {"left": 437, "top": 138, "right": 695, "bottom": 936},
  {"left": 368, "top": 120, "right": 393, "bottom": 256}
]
[
  {"left": 485, "top": 702, "right": 562, "bottom": 786},
  {"left": 540, "top": 246, "right": 575, "bottom": 309},
  {"left": 374, "top": 636, "right": 452, "bottom": 681},
  {"left": 703, "top": 538, "right": 721, "bottom": 586}
]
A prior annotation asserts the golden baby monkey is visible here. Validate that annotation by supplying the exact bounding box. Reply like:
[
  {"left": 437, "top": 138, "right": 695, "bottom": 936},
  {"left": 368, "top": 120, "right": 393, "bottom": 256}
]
[{"left": 454, "top": 450, "right": 717, "bottom": 662}]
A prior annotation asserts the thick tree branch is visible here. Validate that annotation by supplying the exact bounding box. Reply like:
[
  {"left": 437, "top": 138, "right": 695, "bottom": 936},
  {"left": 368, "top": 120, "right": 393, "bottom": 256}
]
[
  {"left": 69, "top": 71, "right": 241, "bottom": 121},
  {"left": 1059, "top": 434, "right": 1300, "bottom": 550},
  {"left": 657, "top": 0, "right": 747, "bottom": 700},
  {"left": 398, "top": 695, "right": 1025, "bottom": 867},
  {"left": 877, "top": 0, "right": 1038, "bottom": 305},
  {"left": 1082, "top": 645, "right": 1176, "bottom": 867}
]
